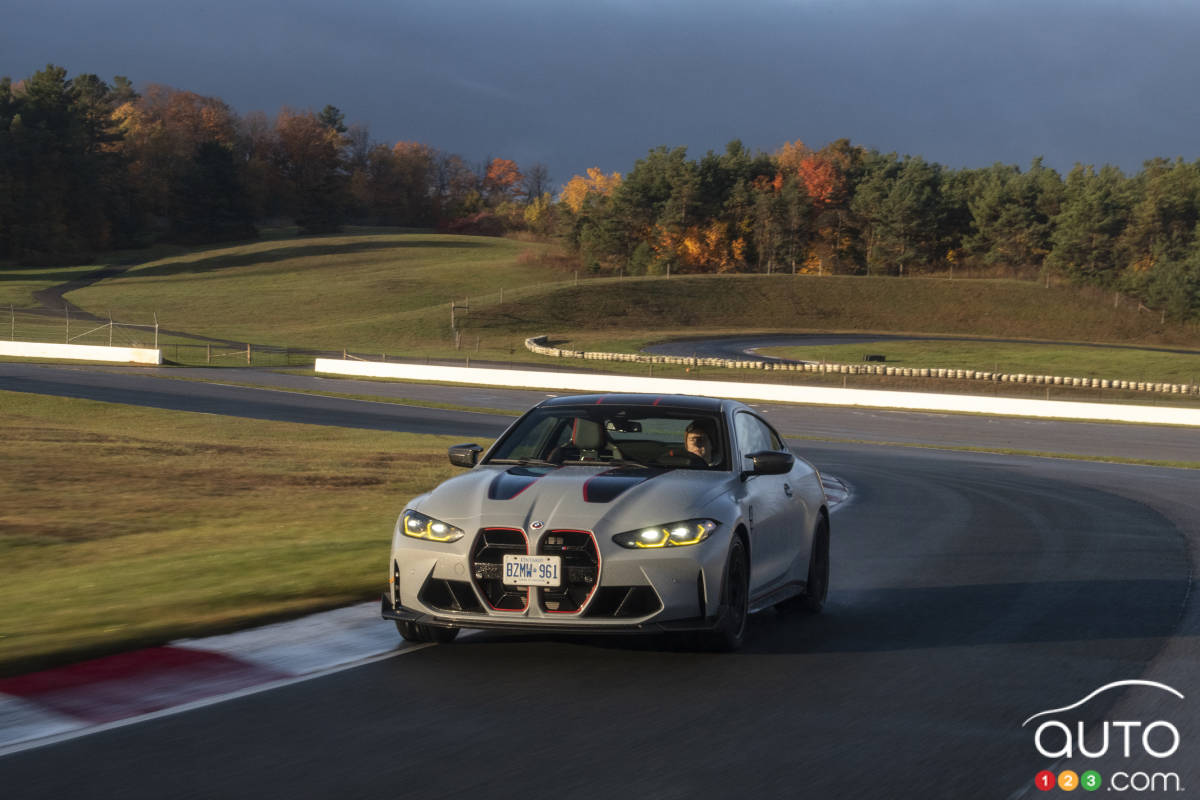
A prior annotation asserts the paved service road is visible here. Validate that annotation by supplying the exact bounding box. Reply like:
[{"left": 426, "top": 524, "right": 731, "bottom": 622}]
[{"left": 1, "top": 436, "right": 1196, "bottom": 799}]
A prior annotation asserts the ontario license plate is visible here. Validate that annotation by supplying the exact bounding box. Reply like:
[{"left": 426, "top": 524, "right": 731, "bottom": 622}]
[{"left": 502, "top": 554, "right": 562, "bottom": 587}]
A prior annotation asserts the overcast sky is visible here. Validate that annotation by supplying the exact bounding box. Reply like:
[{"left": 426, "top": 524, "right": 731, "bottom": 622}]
[{"left": 5, "top": 0, "right": 1200, "bottom": 186}]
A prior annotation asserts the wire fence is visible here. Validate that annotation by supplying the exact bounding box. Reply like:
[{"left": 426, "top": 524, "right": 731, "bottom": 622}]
[{"left": 5, "top": 306, "right": 160, "bottom": 349}]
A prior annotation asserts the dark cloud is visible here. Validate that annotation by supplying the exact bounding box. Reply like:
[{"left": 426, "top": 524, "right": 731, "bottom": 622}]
[{"left": 5, "top": 0, "right": 1200, "bottom": 185}]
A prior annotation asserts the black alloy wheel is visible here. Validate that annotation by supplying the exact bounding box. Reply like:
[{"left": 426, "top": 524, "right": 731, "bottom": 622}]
[
  {"left": 801, "top": 517, "right": 830, "bottom": 613},
  {"left": 706, "top": 536, "right": 749, "bottom": 651}
]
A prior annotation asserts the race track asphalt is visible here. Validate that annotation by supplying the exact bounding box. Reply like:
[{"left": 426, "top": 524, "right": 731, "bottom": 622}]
[{"left": 1, "top": 364, "right": 1197, "bottom": 799}]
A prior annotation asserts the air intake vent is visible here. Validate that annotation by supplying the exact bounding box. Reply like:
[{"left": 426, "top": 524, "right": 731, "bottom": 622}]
[
  {"left": 539, "top": 530, "right": 599, "bottom": 614},
  {"left": 471, "top": 528, "right": 529, "bottom": 611},
  {"left": 419, "top": 578, "right": 483, "bottom": 613}
]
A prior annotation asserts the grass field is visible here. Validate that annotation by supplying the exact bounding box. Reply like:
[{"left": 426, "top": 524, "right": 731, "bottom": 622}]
[
  {"left": 6, "top": 228, "right": 1200, "bottom": 386},
  {"left": 65, "top": 230, "right": 561, "bottom": 348},
  {"left": 0, "top": 391, "right": 473, "bottom": 675}
]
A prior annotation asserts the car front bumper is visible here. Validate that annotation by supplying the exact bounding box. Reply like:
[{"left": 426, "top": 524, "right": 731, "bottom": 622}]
[{"left": 384, "top": 530, "right": 732, "bottom": 634}]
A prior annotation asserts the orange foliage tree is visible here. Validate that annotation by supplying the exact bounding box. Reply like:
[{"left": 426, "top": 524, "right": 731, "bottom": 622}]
[
  {"left": 652, "top": 221, "right": 745, "bottom": 273},
  {"left": 483, "top": 158, "right": 523, "bottom": 205},
  {"left": 114, "top": 84, "right": 238, "bottom": 217},
  {"left": 560, "top": 167, "right": 622, "bottom": 213},
  {"left": 273, "top": 107, "right": 348, "bottom": 233}
]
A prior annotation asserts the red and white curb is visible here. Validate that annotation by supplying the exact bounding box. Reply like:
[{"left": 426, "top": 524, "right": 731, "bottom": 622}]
[
  {"left": 0, "top": 602, "right": 411, "bottom": 756},
  {"left": 1, "top": 476, "right": 851, "bottom": 757}
]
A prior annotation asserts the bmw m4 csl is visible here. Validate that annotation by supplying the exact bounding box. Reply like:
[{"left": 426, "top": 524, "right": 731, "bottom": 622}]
[{"left": 382, "top": 393, "right": 830, "bottom": 650}]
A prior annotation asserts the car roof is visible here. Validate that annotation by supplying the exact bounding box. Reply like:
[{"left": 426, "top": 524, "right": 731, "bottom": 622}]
[{"left": 538, "top": 393, "right": 728, "bottom": 412}]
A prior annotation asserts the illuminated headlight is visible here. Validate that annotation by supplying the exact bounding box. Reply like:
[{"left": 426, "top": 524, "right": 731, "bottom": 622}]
[
  {"left": 613, "top": 519, "right": 719, "bottom": 549},
  {"left": 400, "top": 509, "right": 465, "bottom": 543}
]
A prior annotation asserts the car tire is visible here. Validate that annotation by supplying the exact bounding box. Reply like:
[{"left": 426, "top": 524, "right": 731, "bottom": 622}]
[
  {"left": 777, "top": 516, "right": 829, "bottom": 614},
  {"left": 705, "top": 536, "right": 749, "bottom": 651},
  {"left": 395, "top": 620, "right": 460, "bottom": 644}
]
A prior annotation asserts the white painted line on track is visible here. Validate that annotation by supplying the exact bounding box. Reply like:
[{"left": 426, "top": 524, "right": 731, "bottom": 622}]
[
  {"left": 0, "top": 696, "right": 81, "bottom": 749},
  {"left": 175, "top": 601, "right": 400, "bottom": 676},
  {"left": 0, "top": 633, "right": 460, "bottom": 759}
]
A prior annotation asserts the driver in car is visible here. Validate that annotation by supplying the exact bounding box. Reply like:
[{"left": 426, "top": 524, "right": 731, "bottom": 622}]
[{"left": 684, "top": 421, "right": 717, "bottom": 465}]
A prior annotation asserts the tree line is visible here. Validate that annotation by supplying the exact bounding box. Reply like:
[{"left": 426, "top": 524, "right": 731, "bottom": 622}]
[
  {"left": 561, "top": 141, "right": 1200, "bottom": 321},
  {"left": 0, "top": 65, "right": 547, "bottom": 262},
  {"left": 2, "top": 64, "right": 1198, "bottom": 320}
]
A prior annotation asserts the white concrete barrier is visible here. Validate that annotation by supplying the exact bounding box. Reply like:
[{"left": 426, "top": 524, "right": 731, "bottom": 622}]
[
  {"left": 0, "top": 341, "right": 162, "bottom": 364},
  {"left": 314, "top": 359, "right": 1200, "bottom": 427}
]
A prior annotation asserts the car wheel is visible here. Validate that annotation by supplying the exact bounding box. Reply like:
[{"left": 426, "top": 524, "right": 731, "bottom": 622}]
[
  {"left": 705, "top": 536, "right": 749, "bottom": 651},
  {"left": 777, "top": 516, "right": 829, "bottom": 614},
  {"left": 395, "top": 620, "right": 460, "bottom": 644}
]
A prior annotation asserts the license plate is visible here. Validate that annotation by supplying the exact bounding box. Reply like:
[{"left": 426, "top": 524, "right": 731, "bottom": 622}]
[{"left": 502, "top": 554, "right": 562, "bottom": 587}]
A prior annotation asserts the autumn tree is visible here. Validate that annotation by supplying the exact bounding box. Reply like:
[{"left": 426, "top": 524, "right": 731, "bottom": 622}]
[
  {"left": 560, "top": 167, "right": 621, "bottom": 213},
  {"left": 115, "top": 84, "right": 239, "bottom": 225},
  {"left": 273, "top": 107, "right": 348, "bottom": 233},
  {"left": 236, "top": 110, "right": 284, "bottom": 220},
  {"left": 482, "top": 158, "right": 523, "bottom": 206},
  {"left": 356, "top": 141, "right": 436, "bottom": 226}
]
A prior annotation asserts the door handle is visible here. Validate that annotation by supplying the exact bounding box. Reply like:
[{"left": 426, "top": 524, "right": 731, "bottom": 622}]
[{"left": 783, "top": 483, "right": 793, "bottom": 497}]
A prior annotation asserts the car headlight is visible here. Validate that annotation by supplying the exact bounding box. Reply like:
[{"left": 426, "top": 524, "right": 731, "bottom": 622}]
[
  {"left": 400, "top": 509, "right": 465, "bottom": 543},
  {"left": 613, "top": 519, "right": 719, "bottom": 549}
]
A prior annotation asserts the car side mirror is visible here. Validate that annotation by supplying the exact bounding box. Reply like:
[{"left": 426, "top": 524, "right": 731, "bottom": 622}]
[
  {"left": 448, "top": 443, "right": 483, "bottom": 468},
  {"left": 742, "top": 450, "right": 793, "bottom": 479}
]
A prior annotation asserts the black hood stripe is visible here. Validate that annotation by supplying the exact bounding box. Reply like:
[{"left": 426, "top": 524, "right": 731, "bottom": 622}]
[
  {"left": 487, "top": 467, "right": 554, "bottom": 500},
  {"left": 582, "top": 467, "right": 670, "bottom": 503}
]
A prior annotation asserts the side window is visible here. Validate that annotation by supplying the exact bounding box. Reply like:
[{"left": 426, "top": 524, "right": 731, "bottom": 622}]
[
  {"left": 504, "top": 415, "right": 565, "bottom": 460},
  {"left": 735, "top": 412, "right": 785, "bottom": 455},
  {"left": 764, "top": 421, "right": 784, "bottom": 451},
  {"left": 734, "top": 412, "right": 775, "bottom": 456}
]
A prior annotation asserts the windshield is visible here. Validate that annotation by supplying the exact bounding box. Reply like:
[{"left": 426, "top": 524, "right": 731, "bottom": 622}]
[{"left": 486, "top": 405, "right": 729, "bottom": 470}]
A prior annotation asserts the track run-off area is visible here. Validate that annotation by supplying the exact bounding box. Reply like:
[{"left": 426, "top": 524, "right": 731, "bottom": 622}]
[{"left": 1, "top": 362, "right": 1198, "bottom": 799}]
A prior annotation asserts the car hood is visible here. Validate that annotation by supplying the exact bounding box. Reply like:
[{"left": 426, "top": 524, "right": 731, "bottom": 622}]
[{"left": 415, "top": 464, "right": 733, "bottom": 535}]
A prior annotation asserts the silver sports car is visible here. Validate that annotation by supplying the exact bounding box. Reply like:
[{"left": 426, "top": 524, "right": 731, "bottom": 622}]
[{"left": 382, "top": 393, "right": 829, "bottom": 650}]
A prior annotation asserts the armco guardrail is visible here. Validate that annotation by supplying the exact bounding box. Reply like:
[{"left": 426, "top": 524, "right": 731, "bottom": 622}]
[
  {"left": 0, "top": 341, "right": 162, "bottom": 365},
  {"left": 524, "top": 336, "right": 1199, "bottom": 397},
  {"left": 313, "top": 359, "right": 1200, "bottom": 427}
]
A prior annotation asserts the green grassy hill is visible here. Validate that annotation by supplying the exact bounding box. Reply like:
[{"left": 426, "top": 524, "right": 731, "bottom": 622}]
[
  {"left": 18, "top": 230, "right": 1198, "bottom": 383},
  {"left": 64, "top": 230, "right": 560, "bottom": 347}
]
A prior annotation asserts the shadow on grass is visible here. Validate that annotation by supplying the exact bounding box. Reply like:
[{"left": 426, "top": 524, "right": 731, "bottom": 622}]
[
  {"left": 0, "top": 269, "right": 105, "bottom": 285},
  {"left": 117, "top": 238, "right": 496, "bottom": 281},
  {"left": 1, "top": 237, "right": 498, "bottom": 290}
]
